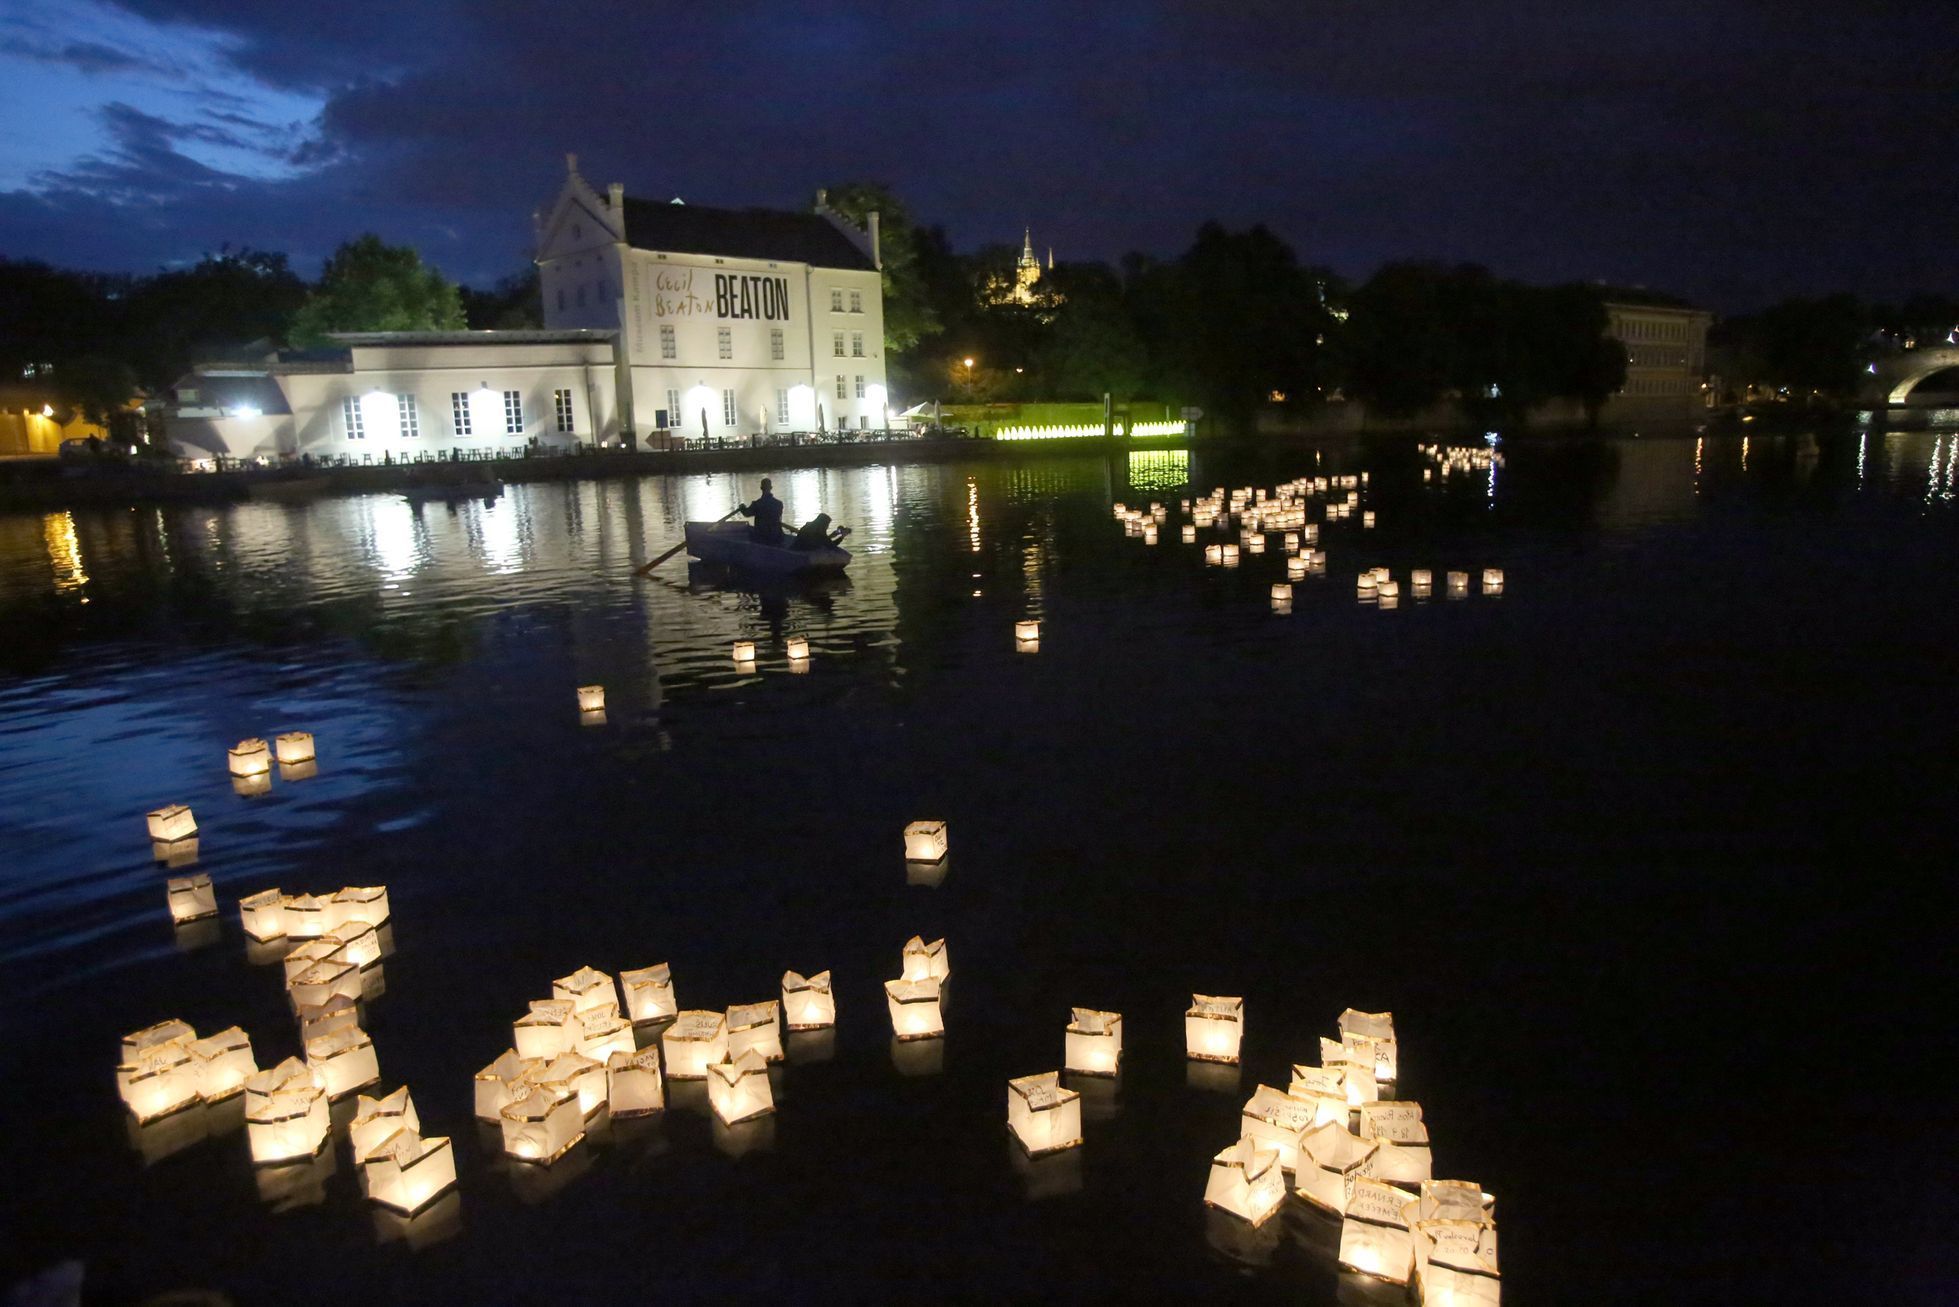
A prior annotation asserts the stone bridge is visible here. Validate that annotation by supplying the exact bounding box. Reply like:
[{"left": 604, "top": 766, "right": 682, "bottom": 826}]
[{"left": 1866, "top": 345, "right": 1959, "bottom": 406}]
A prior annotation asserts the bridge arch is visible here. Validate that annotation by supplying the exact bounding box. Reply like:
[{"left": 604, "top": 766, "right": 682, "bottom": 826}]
[{"left": 1875, "top": 346, "right": 1959, "bottom": 404}]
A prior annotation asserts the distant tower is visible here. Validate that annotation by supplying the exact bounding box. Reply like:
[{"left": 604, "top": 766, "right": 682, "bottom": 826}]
[{"left": 1014, "top": 227, "right": 1041, "bottom": 306}]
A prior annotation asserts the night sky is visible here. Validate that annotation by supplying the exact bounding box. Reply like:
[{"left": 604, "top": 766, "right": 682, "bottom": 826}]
[{"left": 1, "top": 0, "right": 1954, "bottom": 308}]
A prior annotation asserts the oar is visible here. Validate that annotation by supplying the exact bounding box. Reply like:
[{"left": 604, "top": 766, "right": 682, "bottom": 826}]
[{"left": 635, "top": 505, "right": 741, "bottom": 576}]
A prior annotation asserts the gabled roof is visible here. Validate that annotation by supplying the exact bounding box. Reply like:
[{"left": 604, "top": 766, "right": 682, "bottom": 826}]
[{"left": 620, "top": 197, "right": 876, "bottom": 272}]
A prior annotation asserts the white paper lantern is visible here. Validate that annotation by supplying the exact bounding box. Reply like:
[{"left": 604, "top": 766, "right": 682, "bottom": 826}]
[
  {"left": 295, "top": 994, "right": 360, "bottom": 1046},
  {"left": 723, "top": 1000, "right": 784, "bottom": 1063},
  {"left": 1203, "top": 1136, "right": 1287, "bottom": 1227},
  {"left": 1415, "top": 1218, "right": 1502, "bottom": 1306},
  {"left": 1321, "top": 1035, "right": 1380, "bottom": 1105},
  {"left": 473, "top": 1049, "right": 539, "bottom": 1121},
  {"left": 244, "top": 1058, "right": 330, "bottom": 1163},
  {"left": 282, "top": 892, "right": 330, "bottom": 939},
  {"left": 576, "top": 685, "right": 606, "bottom": 713},
  {"left": 239, "top": 888, "right": 288, "bottom": 941},
  {"left": 1247, "top": 534, "right": 1267, "bottom": 554},
  {"left": 885, "top": 977, "right": 944, "bottom": 1041},
  {"left": 1482, "top": 568, "right": 1504, "bottom": 593},
  {"left": 1271, "top": 582, "right": 1293, "bottom": 604},
  {"left": 1240, "top": 1084, "right": 1318, "bottom": 1172},
  {"left": 146, "top": 804, "right": 196, "bottom": 843},
  {"left": 282, "top": 936, "right": 347, "bottom": 985},
  {"left": 902, "top": 935, "right": 950, "bottom": 982},
  {"left": 1364, "top": 511, "right": 1376, "bottom": 527},
  {"left": 661, "top": 1010, "right": 729, "bottom": 1079},
  {"left": 1339, "top": 1176, "right": 1420, "bottom": 1283},
  {"left": 1338, "top": 1008, "right": 1399, "bottom": 1081},
  {"left": 1410, "top": 569, "right": 1433, "bottom": 590},
  {"left": 904, "top": 821, "right": 948, "bottom": 864},
  {"left": 500, "top": 1086, "right": 584, "bottom": 1164},
  {"left": 707, "top": 1049, "right": 775, "bottom": 1126},
  {"left": 1303, "top": 524, "right": 1319, "bottom": 544},
  {"left": 1448, "top": 570, "right": 1469, "bottom": 595},
  {"left": 1295, "top": 1121, "right": 1378, "bottom": 1213},
  {"left": 513, "top": 1000, "right": 580, "bottom": 1059},
  {"left": 552, "top": 964, "right": 621, "bottom": 1016},
  {"left": 1416, "top": 1179, "right": 1498, "bottom": 1225},
  {"left": 188, "top": 1026, "right": 256, "bottom": 1101},
  {"left": 786, "top": 635, "right": 810, "bottom": 660},
  {"left": 1283, "top": 532, "right": 1300, "bottom": 553},
  {"left": 1357, "top": 573, "right": 1378, "bottom": 596},
  {"left": 772, "top": 970, "right": 836, "bottom": 1031},
  {"left": 229, "top": 738, "right": 271, "bottom": 777},
  {"left": 1221, "top": 543, "right": 1240, "bottom": 566},
  {"left": 530, "top": 1051, "right": 608, "bottom": 1117},
  {"left": 620, "top": 962, "right": 677, "bottom": 1023},
  {"left": 1287, "top": 555, "right": 1307, "bottom": 580},
  {"left": 274, "top": 731, "right": 315, "bottom": 765},
  {"left": 1063, "top": 1008, "right": 1122, "bottom": 1077},
  {"left": 1007, "top": 1071, "right": 1083, "bottom": 1156},
  {"left": 1015, "top": 620, "right": 1040, "bottom": 643},
  {"left": 361, "top": 1129, "right": 456, "bottom": 1215},
  {"left": 575, "top": 1009, "right": 635, "bottom": 1063},
  {"left": 116, "top": 1024, "right": 200, "bottom": 1122},
  {"left": 332, "top": 920, "right": 382, "bottom": 970},
  {"left": 349, "top": 1086, "right": 420, "bottom": 1160},
  {"left": 607, "top": 1046, "right": 664, "bottom": 1118},
  {"left": 151, "top": 835, "right": 201, "bottom": 867},
  {"left": 1185, "top": 994, "right": 1243, "bottom": 1064},
  {"left": 331, "top": 884, "right": 391, "bottom": 928},
  {"left": 1285, "top": 1064, "right": 1356, "bottom": 1130},
  {"left": 1182, "top": 525, "right": 1197, "bottom": 543},
  {"left": 305, "top": 1025, "right": 380, "bottom": 1099},
  {"left": 288, "top": 959, "right": 362, "bottom": 1009},
  {"left": 1359, "top": 1099, "right": 1431, "bottom": 1184},
  {"left": 166, "top": 873, "right": 217, "bottom": 924},
  {"left": 1204, "top": 543, "right": 1223, "bottom": 565}
]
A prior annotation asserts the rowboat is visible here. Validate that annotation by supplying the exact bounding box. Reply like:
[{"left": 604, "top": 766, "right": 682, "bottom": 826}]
[{"left": 684, "top": 520, "right": 851, "bottom": 575}]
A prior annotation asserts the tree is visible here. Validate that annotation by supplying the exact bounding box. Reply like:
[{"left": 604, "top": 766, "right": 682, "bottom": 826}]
[
  {"left": 1035, "top": 264, "right": 1149, "bottom": 401},
  {"left": 819, "top": 183, "right": 940, "bottom": 356},
  {"left": 288, "top": 235, "right": 466, "bottom": 346},
  {"left": 461, "top": 268, "right": 542, "bottom": 330},
  {"left": 120, "top": 247, "right": 307, "bottom": 389}
]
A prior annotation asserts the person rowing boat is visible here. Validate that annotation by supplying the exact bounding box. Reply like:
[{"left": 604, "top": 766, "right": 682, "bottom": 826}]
[{"left": 736, "top": 478, "right": 785, "bottom": 546}]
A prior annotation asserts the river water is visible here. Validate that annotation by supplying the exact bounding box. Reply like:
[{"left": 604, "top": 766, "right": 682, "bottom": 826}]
[{"left": 1, "top": 430, "right": 1954, "bottom": 1303}]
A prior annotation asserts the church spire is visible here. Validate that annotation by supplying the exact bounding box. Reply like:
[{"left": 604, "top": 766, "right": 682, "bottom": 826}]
[{"left": 1020, "top": 227, "right": 1036, "bottom": 267}]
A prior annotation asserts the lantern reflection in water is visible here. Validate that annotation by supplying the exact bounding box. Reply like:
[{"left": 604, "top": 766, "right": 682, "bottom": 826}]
[
  {"left": 782, "top": 970, "right": 835, "bottom": 1030},
  {"left": 500, "top": 1086, "right": 584, "bottom": 1164},
  {"left": 885, "top": 977, "right": 944, "bottom": 1041},
  {"left": 726, "top": 1000, "right": 784, "bottom": 1063},
  {"left": 1339, "top": 1175, "right": 1420, "bottom": 1284},
  {"left": 229, "top": 738, "right": 271, "bottom": 777},
  {"left": 244, "top": 1058, "right": 330, "bottom": 1163},
  {"left": 1007, "top": 1072, "right": 1082, "bottom": 1156},
  {"left": 902, "top": 935, "right": 950, "bottom": 982},
  {"left": 274, "top": 731, "right": 315, "bottom": 766},
  {"left": 662, "top": 1010, "right": 728, "bottom": 1079},
  {"left": 620, "top": 963, "right": 677, "bottom": 1023},
  {"left": 1063, "top": 1008, "right": 1122, "bottom": 1076},
  {"left": 166, "top": 873, "right": 216, "bottom": 924},
  {"left": 146, "top": 804, "right": 196, "bottom": 843},
  {"left": 607, "top": 1046, "right": 664, "bottom": 1118},
  {"left": 1185, "top": 994, "right": 1243, "bottom": 1064},
  {"left": 350, "top": 1087, "right": 419, "bottom": 1160},
  {"left": 903, "top": 820, "right": 948, "bottom": 864},
  {"left": 361, "top": 1129, "right": 456, "bottom": 1215},
  {"left": 706, "top": 1050, "right": 775, "bottom": 1126},
  {"left": 1203, "top": 1136, "right": 1286, "bottom": 1227}
]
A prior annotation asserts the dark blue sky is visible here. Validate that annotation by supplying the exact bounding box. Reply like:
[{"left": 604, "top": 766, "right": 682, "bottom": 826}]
[{"left": 2, "top": 0, "right": 1954, "bottom": 308}]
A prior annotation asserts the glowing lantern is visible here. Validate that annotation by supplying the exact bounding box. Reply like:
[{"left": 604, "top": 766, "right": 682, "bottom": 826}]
[
  {"left": 1321, "top": 1035, "right": 1380, "bottom": 1105},
  {"left": 661, "top": 1010, "right": 728, "bottom": 1079},
  {"left": 1339, "top": 1176, "right": 1419, "bottom": 1283},
  {"left": 620, "top": 962, "right": 677, "bottom": 1023},
  {"left": 240, "top": 889, "right": 287, "bottom": 941},
  {"left": 1182, "top": 525, "right": 1196, "bottom": 543},
  {"left": 282, "top": 936, "right": 347, "bottom": 985},
  {"left": 1016, "top": 620, "right": 1040, "bottom": 643},
  {"left": 1338, "top": 1008, "right": 1398, "bottom": 1081},
  {"left": 902, "top": 935, "right": 950, "bottom": 982},
  {"left": 350, "top": 1087, "right": 420, "bottom": 1159},
  {"left": 733, "top": 639, "right": 756, "bottom": 662},
  {"left": 1359, "top": 1099, "right": 1431, "bottom": 1184},
  {"left": 1303, "top": 524, "right": 1319, "bottom": 544},
  {"left": 305, "top": 1025, "right": 380, "bottom": 1099},
  {"left": 1415, "top": 1219, "right": 1502, "bottom": 1306},
  {"left": 1357, "top": 573, "right": 1378, "bottom": 597},
  {"left": 146, "top": 805, "right": 196, "bottom": 843},
  {"left": 553, "top": 965, "right": 621, "bottom": 1015},
  {"left": 1185, "top": 994, "right": 1243, "bottom": 1064},
  {"left": 229, "top": 738, "right": 271, "bottom": 777},
  {"left": 514, "top": 1000, "right": 579, "bottom": 1059},
  {"left": 166, "top": 873, "right": 217, "bottom": 924},
  {"left": 786, "top": 635, "right": 810, "bottom": 660},
  {"left": 500, "top": 1085, "right": 584, "bottom": 1164},
  {"left": 1284, "top": 532, "right": 1300, "bottom": 553},
  {"left": 188, "top": 1026, "right": 256, "bottom": 1101},
  {"left": 1378, "top": 580, "right": 1400, "bottom": 604},
  {"left": 1417, "top": 1179, "right": 1497, "bottom": 1224},
  {"left": 532, "top": 1051, "right": 608, "bottom": 1116},
  {"left": 707, "top": 1049, "right": 775, "bottom": 1126},
  {"left": 1296, "top": 1121, "right": 1378, "bottom": 1212},
  {"left": 1248, "top": 534, "right": 1266, "bottom": 554},
  {"left": 576, "top": 685, "right": 606, "bottom": 713},
  {"left": 1364, "top": 511, "right": 1376, "bottom": 528},
  {"left": 1007, "top": 1072, "right": 1083, "bottom": 1156},
  {"left": 361, "top": 1129, "right": 456, "bottom": 1215},
  {"left": 331, "top": 884, "right": 390, "bottom": 929},
  {"left": 1285, "top": 1064, "right": 1355, "bottom": 1129},
  {"left": 283, "top": 893, "right": 330, "bottom": 939},
  {"left": 1204, "top": 544, "right": 1223, "bottom": 565},
  {"left": 1287, "top": 555, "right": 1307, "bottom": 580},
  {"left": 1410, "top": 569, "right": 1433, "bottom": 591},
  {"left": 904, "top": 821, "right": 948, "bottom": 864},
  {"left": 333, "top": 920, "right": 382, "bottom": 969},
  {"left": 1270, "top": 582, "right": 1293, "bottom": 604},
  {"left": 1240, "top": 1085, "right": 1317, "bottom": 1172},
  {"left": 576, "top": 1009, "right": 635, "bottom": 1063},
  {"left": 724, "top": 1000, "right": 784, "bottom": 1063},
  {"left": 295, "top": 994, "right": 360, "bottom": 1045},
  {"left": 474, "top": 1049, "right": 539, "bottom": 1121},
  {"left": 1143, "top": 525, "right": 1158, "bottom": 544},
  {"left": 116, "top": 1022, "right": 200, "bottom": 1121},
  {"left": 782, "top": 970, "right": 836, "bottom": 1030},
  {"left": 1482, "top": 568, "right": 1504, "bottom": 593},
  {"left": 1222, "top": 543, "right": 1240, "bottom": 566},
  {"left": 607, "top": 1046, "right": 664, "bottom": 1117},
  {"left": 1063, "top": 1008, "right": 1122, "bottom": 1076},
  {"left": 1203, "top": 1136, "right": 1286, "bottom": 1227},
  {"left": 244, "top": 1058, "right": 330, "bottom": 1162},
  {"left": 274, "top": 732, "right": 315, "bottom": 766},
  {"left": 1448, "top": 571, "right": 1469, "bottom": 596},
  {"left": 885, "top": 977, "right": 944, "bottom": 1041},
  {"left": 289, "top": 959, "right": 362, "bottom": 1009}
]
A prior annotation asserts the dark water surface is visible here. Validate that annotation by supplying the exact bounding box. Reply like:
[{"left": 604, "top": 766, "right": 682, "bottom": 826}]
[{"left": 2, "top": 432, "right": 1955, "bottom": 1304}]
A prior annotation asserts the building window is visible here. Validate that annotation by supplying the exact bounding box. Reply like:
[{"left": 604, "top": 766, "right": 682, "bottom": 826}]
[
  {"left": 721, "top": 388, "right": 736, "bottom": 426},
  {"left": 849, "top": 290, "right": 863, "bottom": 313},
  {"left": 859, "top": 415, "right": 868, "bottom": 429},
  {"left": 343, "top": 397, "right": 365, "bottom": 440},
  {"left": 850, "top": 332, "right": 864, "bottom": 357},
  {"left": 776, "top": 388, "right": 789, "bottom": 425},
  {"left": 854, "top": 375, "right": 865, "bottom": 398},
  {"left": 660, "top": 324, "right": 676, "bottom": 359},
  {"left": 836, "top": 374, "right": 848, "bottom": 400},
  {"left": 718, "top": 327, "right": 732, "bottom": 360},
  {"left": 832, "top": 331, "right": 845, "bottom": 357},
  {"left": 665, "top": 388, "right": 679, "bottom": 426},
  {"left": 398, "top": 394, "right": 419, "bottom": 438},
  {"left": 770, "top": 328, "right": 784, "bottom": 361},
  {"left": 830, "top": 289, "right": 843, "bottom": 312},
  {"left": 554, "top": 388, "right": 574, "bottom": 433},
  {"left": 451, "top": 392, "right": 472, "bottom": 436},
  {"left": 503, "top": 390, "right": 523, "bottom": 435}
]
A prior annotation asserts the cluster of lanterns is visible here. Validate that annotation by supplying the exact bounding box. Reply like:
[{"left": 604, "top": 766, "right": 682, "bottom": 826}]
[
  {"left": 225, "top": 731, "right": 318, "bottom": 795},
  {"left": 1420, "top": 442, "right": 1504, "bottom": 483}
]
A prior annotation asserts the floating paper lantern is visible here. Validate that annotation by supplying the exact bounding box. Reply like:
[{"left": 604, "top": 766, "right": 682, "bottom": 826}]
[
  {"left": 1482, "top": 568, "right": 1504, "bottom": 593},
  {"left": 620, "top": 963, "right": 677, "bottom": 1024},
  {"left": 902, "top": 935, "right": 951, "bottom": 982},
  {"left": 1339, "top": 1009, "right": 1399, "bottom": 1081},
  {"left": 1271, "top": 582, "right": 1293, "bottom": 604},
  {"left": 1143, "top": 524, "right": 1158, "bottom": 544},
  {"left": 733, "top": 639, "right": 756, "bottom": 662},
  {"left": 885, "top": 977, "right": 944, "bottom": 1041},
  {"left": 607, "top": 1046, "right": 665, "bottom": 1117},
  {"left": 786, "top": 634, "right": 810, "bottom": 660},
  {"left": 1015, "top": 620, "right": 1040, "bottom": 643},
  {"left": 576, "top": 685, "right": 606, "bottom": 713},
  {"left": 1363, "top": 511, "right": 1376, "bottom": 528},
  {"left": 289, "top": 959, "right": 362, "bottom": 1009},
  {"left": 282, "top": 893, "right": 330, "bottom": 939},
  {"left": 725, "top": 1001, "right": 784, "bottom": 1063},
  {"left": 553, "top": 965, "right": 621, "bottom": 1016},
  {"left": 1007, "top": 1072, "right": 1083, "bottom": 1156},
  {"left": 532, "top": 1051, "right": 608, "bottom": 1116},
  {"left": 1286, "top": 555, "right": 1307, "bottom": 580},
  {"left": 706, "top": 1050, "right": 775, "bottom": 1126},
  {"left": 904, "top": 820, "right": 948, "bottom": 864},
  {"left": 1378, "top": 580, "right": 1400, "bottom": 600},
  {"left": 1415, "top": 1219, "right": 1502, "bottom": 1306},
  {"left": 474, "top": 1049, "right": 539, "bottom": 1121},
  {"left": 146, "top": 804, "right": 196, "bottom": 843},
  {"left": 1340, "top": 1176, "right": 1419, "bottom": 1284},
  {"left": 782, "top": 970, "right": 835, "bottom": 1031},
  {"left": 239, "top": 889, "right": 287, "bottom": 941},
  {"left": 661, "top": 1010, "right": 729, "bottom": 1079},
  {"left": 1222, "top": 543, "right": 1240, "bottom": 566},
  {"left": 500, "top": 1085, "right": 584, "bottom": 1164},
  {"left": 244, "top": 1058, "right": 330, "bottom": 1163},
  {"left": 576, "top": 1009, "right": 635, "bottom": 1063},
  {"left": 274, "top": 731, "right": 315, "bottom": 766},
  {"left": 295, "top": 994, "right": 360, "bottom": 1046},
  {"left": 1283, "top": 532, "right": 1300, "bottom": 553},
  {"left": 229, "top": 738, "right": 271, "bottom": 777},
  {"left": 362, "top": 1128, "right": 455, "bottom": 1215},
  {"left": 1417, "top": 1179, "right": 1497, "bottom": 1224},
  {"left": 1321, "top": 1034, "right": 1382, "bottom": 1104},
  {"left": 1303, "top": 524, "right": 1319, "bottom": 544},
  {"left": 1359, "top": 1099, "right": 1431, "bottom": 1184},
  {"left": 117, "top": 1022, "right": 201, "bottom": 1121},
  {"left": 1296, "top": 1121, "right": 1378, "bottom": 1212},
  {"left": 306, "top": 1025, "right": 380, "bottom": 1099},
  {"left": 1285, "top": 1064, "right": 1355, "bottom": 1129},
  {"left": 1185, "top": 994, "right": 1243, "bottom": 1064},
  {"left": 1204, "top": 1136, "right": 1287, "bottom": 1227},
  {"left": 1063, "top": 1008, "right": 1122, "bottom": 1077},
  {"left": 282, "top": 936, "right": 346, "bottom": 985},
  {"left": 513, "top": 1000, "right": 580, "bottom": 1060},
  {"left": 350, "top": 1087, "right": 420, "bottom": 1159},
  {"left": 1248, "top": 534, "right": 1266, "bottom": 554},
  {"left": 1204, "top": 544, "right": 1223, "bottom": 565},
  {"left": 1410, "top": 569, "right": 1433, "bottom": 591},
  {"left": 331, "top": 884, "right": 391, "bottom": 929},
  {"left": 188, "top": 1026, "right": 256, "bottom": 1101},
  {"left": 332, "top": 920, "right": 382, "bottom": 969},
  {"left": 1240, "top": 1084, "right": 1317, "bottom": 1172},
  {"left": 1181, "top": 525, "right": 1197, "bottom": 543},
  {"left": 165, "top": 873, "right": 217, "bottom": 924},
  {"left": 1357, "top": 573, "right": 1378, "bottom": 596}
]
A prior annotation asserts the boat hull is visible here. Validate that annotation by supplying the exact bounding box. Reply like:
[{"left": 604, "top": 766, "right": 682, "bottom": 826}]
[{"left": 685, "top": 521, "right": 851, "bottom": 574}]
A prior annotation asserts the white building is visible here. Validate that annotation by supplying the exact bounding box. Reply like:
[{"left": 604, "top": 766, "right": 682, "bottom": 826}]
[
  {"left": 1605, "top": 296, "right": 1712, "bottom": 420},
  {"left": 537, "top": 154, "right": 889, "bottom": 439}
]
